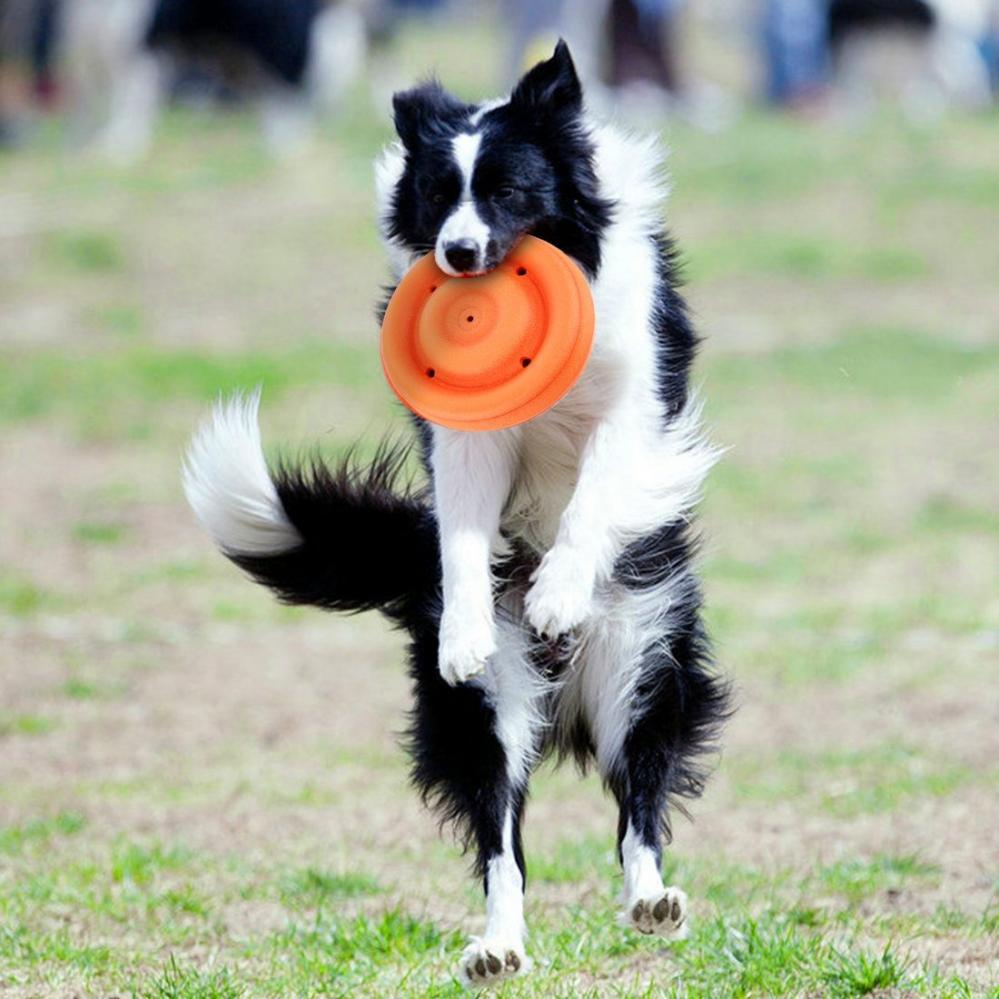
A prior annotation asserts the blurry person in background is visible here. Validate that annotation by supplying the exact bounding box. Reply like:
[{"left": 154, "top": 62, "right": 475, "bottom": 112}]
[
  {"left": 828, "top": 0, "right": 996, "bottom": 115},
  {"left": 362, "top": 0, "right": 448, "bottom": 106},
  {"left": 30, "top": 0, "right": 58, "bottom": 105},
  {"left": 507, "top": 0, "right": 733, "bottom": 128},
  {"left": 59, "top": 0, "right": 366, "bottom": 163},
  {"left": 763, "top": 0, "right": 998, "bottom": 116},
  {"left": 0, "top": 0, "right": 39, "bottom": 146},
  {"left": 761, "top": 0, "right": 829, "bottom": 109},
  {"left": 608, "top": 0, "right": 685, "bottom": 97}
]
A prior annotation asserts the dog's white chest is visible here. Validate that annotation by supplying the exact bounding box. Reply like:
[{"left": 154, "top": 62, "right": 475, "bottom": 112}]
[{"left": 503, "top": 369, "right": 607, "bottom": 551}]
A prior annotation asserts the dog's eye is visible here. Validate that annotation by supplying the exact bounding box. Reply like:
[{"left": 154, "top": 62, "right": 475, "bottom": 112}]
[
  {"left": 494, "top": 186, "right": 516, "bottom": 201},
  {"left": 431, "top": 192, "right": 446, "bottom": 206}
]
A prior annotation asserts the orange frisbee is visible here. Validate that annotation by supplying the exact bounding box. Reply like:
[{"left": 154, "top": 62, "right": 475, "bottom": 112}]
[{"left": 380, "top": 236, "right": 594, "bottom": 432}]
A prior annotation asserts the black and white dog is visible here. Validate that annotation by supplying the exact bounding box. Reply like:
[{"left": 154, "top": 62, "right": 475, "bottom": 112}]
[
  {"left": 60, "top": 0, "right": 364, "bottom": 161},
  {"left": 184, "top": 42, "right": 729, "bottom": 988},
  {"left": 828, "top": 0, "right": 996, "bottom": 113}
]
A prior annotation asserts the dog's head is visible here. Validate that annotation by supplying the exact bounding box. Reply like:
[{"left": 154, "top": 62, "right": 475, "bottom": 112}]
[{"left": 383, "top": 41, "right": 612, "bottom": 279}]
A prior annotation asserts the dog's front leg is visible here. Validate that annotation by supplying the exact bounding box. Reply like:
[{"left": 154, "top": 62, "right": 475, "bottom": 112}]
[
  {"left": 432, "top": 427, "right": 520, "bottom": 685},
  {"left": 525, "top": 411, "right": 632, "bottom": 639}
]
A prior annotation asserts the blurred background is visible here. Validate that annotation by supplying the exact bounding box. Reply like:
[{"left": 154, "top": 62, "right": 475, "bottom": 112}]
[{"left": 1, "top": 2, "right": 997, "bottom": 997}]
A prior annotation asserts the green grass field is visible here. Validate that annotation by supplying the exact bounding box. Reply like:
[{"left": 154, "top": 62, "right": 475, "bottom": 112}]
[{"left": 1, "top": 23, "right": 997, "bottom": 999}]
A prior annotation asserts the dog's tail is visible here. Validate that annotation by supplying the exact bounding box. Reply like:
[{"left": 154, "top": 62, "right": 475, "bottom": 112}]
[{"left": 182, "top": 391, "right": 439, "bottom": 625}]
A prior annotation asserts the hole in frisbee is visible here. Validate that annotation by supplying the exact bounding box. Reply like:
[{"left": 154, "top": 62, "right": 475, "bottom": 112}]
[
  {"left": 516, "top": 266, "right": 527, "bottom": 276},
  {"left": 521, "top": 357, "right": 531, "bottom": 367},
  {"left": 466, "top": 315, "right": 474, "bottom": 323},
  {"left": 426, "top": 368, "right": 436, "bottom": 378}
]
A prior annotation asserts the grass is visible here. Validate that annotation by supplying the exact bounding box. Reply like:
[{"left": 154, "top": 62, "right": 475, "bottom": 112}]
[
  {"left": 45, "top": 229, "right": 125, "bottom": 274},
  {"left": 278, "top": 867, "right": 382, "bottom": 908},
  {"left": 730, "top": 743, "right": 983, "bottom": 816},
  {"left": 134, "top": 957, "right": 246, "bottom": 999},
  {"left": 0, "top": 813, "right": 86, "bottom": 855},
  {"left": 1, "top": 16, "right": 996, "bottom": 999},
  {"left": 0, "top": 341, "right": 378, "bottom": 438}
]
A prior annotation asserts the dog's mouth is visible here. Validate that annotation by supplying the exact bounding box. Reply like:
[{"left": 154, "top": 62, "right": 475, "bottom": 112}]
[
  {"left": 454, "top": 260, "right": 498, "bottom": 278},
  {"left": 436, "top": 236, "right": 524, "bottom": 279},
  {"left": 443, "top": 252, "right": 504, "bottom": 279}
]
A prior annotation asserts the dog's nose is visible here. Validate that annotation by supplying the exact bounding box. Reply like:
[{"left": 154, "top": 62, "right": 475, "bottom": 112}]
[{"left": 444, "top": 240, "right": 480, "bottom": 274}]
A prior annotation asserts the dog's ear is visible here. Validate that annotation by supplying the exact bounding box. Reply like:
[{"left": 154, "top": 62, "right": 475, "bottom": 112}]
[
  {"left": 392, "top": 81, "right": 467, "bottom": 150},
  {"left": 510, "top": 40, "right": 582, "bottom": 117}
]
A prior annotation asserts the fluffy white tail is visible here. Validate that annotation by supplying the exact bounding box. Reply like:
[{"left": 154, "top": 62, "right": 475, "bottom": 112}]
[{"left": 182, "top": 391, "right": 301, "bottom": 556}]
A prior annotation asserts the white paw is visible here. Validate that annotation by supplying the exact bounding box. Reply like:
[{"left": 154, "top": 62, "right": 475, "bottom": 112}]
[
  {"left": 623, "top": 886, "right": 689, "bottom": 939},
  {"left": 524, "top": 546, "right": 595, "bottom": 639},
  {"left": 459, "top": 937, "right": 529, "bottom": 988},
  {"left": 438, "top": 608, "right": 496, "bottom": 686}
]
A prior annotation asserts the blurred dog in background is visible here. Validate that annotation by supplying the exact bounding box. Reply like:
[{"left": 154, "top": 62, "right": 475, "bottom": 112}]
[
  {"left": 828, "top": 0, "right": 996, "bottom": 114},
  {"left": 59, "top": 0, "right": 366, "bottom": 161}
]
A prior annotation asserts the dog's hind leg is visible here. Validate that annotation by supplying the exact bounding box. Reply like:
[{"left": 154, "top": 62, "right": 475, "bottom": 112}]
[
  {"left": 406, "top": 610, "right": 545, "bottom": 987},
  {"left": 575, "top": 572, "right": 729, "bottom": 940}
]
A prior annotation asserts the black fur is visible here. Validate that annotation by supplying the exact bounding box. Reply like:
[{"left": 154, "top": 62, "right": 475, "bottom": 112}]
[
  {"left": 829, "top": 0, "right": 935, "bottom": 46},
  {"left": 387, "top": 43, "right": 613, "bottom": 278},
  {"left": 405, "top": 622, "right": 528, "bottom": 885},
  {"left": 650, "top": 234, "right": 699, "bottom": 422},
  {"left": 230, "top": 442, "right": 439, "bottom": 627},
  {"left": 146, "top": 0, "right": 322, "bottom": 87}
]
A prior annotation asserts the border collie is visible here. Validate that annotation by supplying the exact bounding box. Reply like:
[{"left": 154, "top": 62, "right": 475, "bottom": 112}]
[
  {"left": 60, "top": 0, "right": 364, "bottom": 161},
  {"left": 828, "top": 0, "right": 995, "bottom": 113},
  {"left": 184, "top": 42, "right": 730, "bottom": 988}
]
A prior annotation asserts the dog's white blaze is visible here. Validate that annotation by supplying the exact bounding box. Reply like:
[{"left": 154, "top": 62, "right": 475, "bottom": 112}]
[
  {"left": 436, "top": 201, "right": 492, "bottom": 274},
  {"left": 452, "top": 131, "right": 482, "bottom": 196},
  {"left": 183, "top": 391, "right": 300, "bottom": 556},
  {"left": 435, "top": 131, "right": 491, "bottom": 275},
  {"left": 620, "top": 821, "right": 665, "bottom": 904}
]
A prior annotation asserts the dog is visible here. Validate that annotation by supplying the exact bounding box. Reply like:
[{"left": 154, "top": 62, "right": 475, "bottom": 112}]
[
  {"left": 828, "top": 0, "right": 996, "bottom": 114},
  {"left": 59, "top": 0, "right": 365, "bottom": 161},
  {"left": 184, "top": 41, "right": 730, "bottom": 987}
]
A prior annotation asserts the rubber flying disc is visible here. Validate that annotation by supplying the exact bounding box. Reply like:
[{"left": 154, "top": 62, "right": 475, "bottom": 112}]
[{"left": 380, "top": 235, "right": 594, "bottom": 432}]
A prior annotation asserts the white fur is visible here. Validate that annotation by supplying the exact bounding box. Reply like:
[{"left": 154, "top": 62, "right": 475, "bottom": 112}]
[
  {"left": 487, "top": 599, "right": 549, "bottom": 788},
  {"left": 432, "top": 426, "right": 520, "bottom": 685},
  {"left": 374, "top": 141, "right": 414, "bottom": 281},
  {"left": 621, "top": 821, "right": 664, "bottom": 904},
  {"left": 557, "top": 567, "right": 696, "bottom": 781},
  {"left": 620, "top": 822, "right": 689, "bottom": 939},
  {"left": 182, "top": 391, "right": 300, "bottom": 556},
  {"left": 452, "top": 131, "right": 483, "bottom": 193},
  {"left": 468, "top": 99, "right": 506, "bottom": 126},
  {"left": 460, "top": 811, "right": 530, "bottom": 986},
  {"left": 516, "top": 124, "right": 714, "bottom": 649},
  {"left": 435, "top": 132, "right": 492, "bottom": 275}
]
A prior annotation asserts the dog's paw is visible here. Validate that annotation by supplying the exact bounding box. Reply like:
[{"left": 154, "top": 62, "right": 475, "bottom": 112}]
[
  {"left": 459, "top": 938, "right": 529, "bottom": 988},
  {"left": 623, "top": 886, "right": 689, "bottom": 939},
  {"left": 524, "top": 546, "right": 595, "bottom": 639},
  {"left": 438, "top": 609, "right": 496, "bottom": 686}
]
